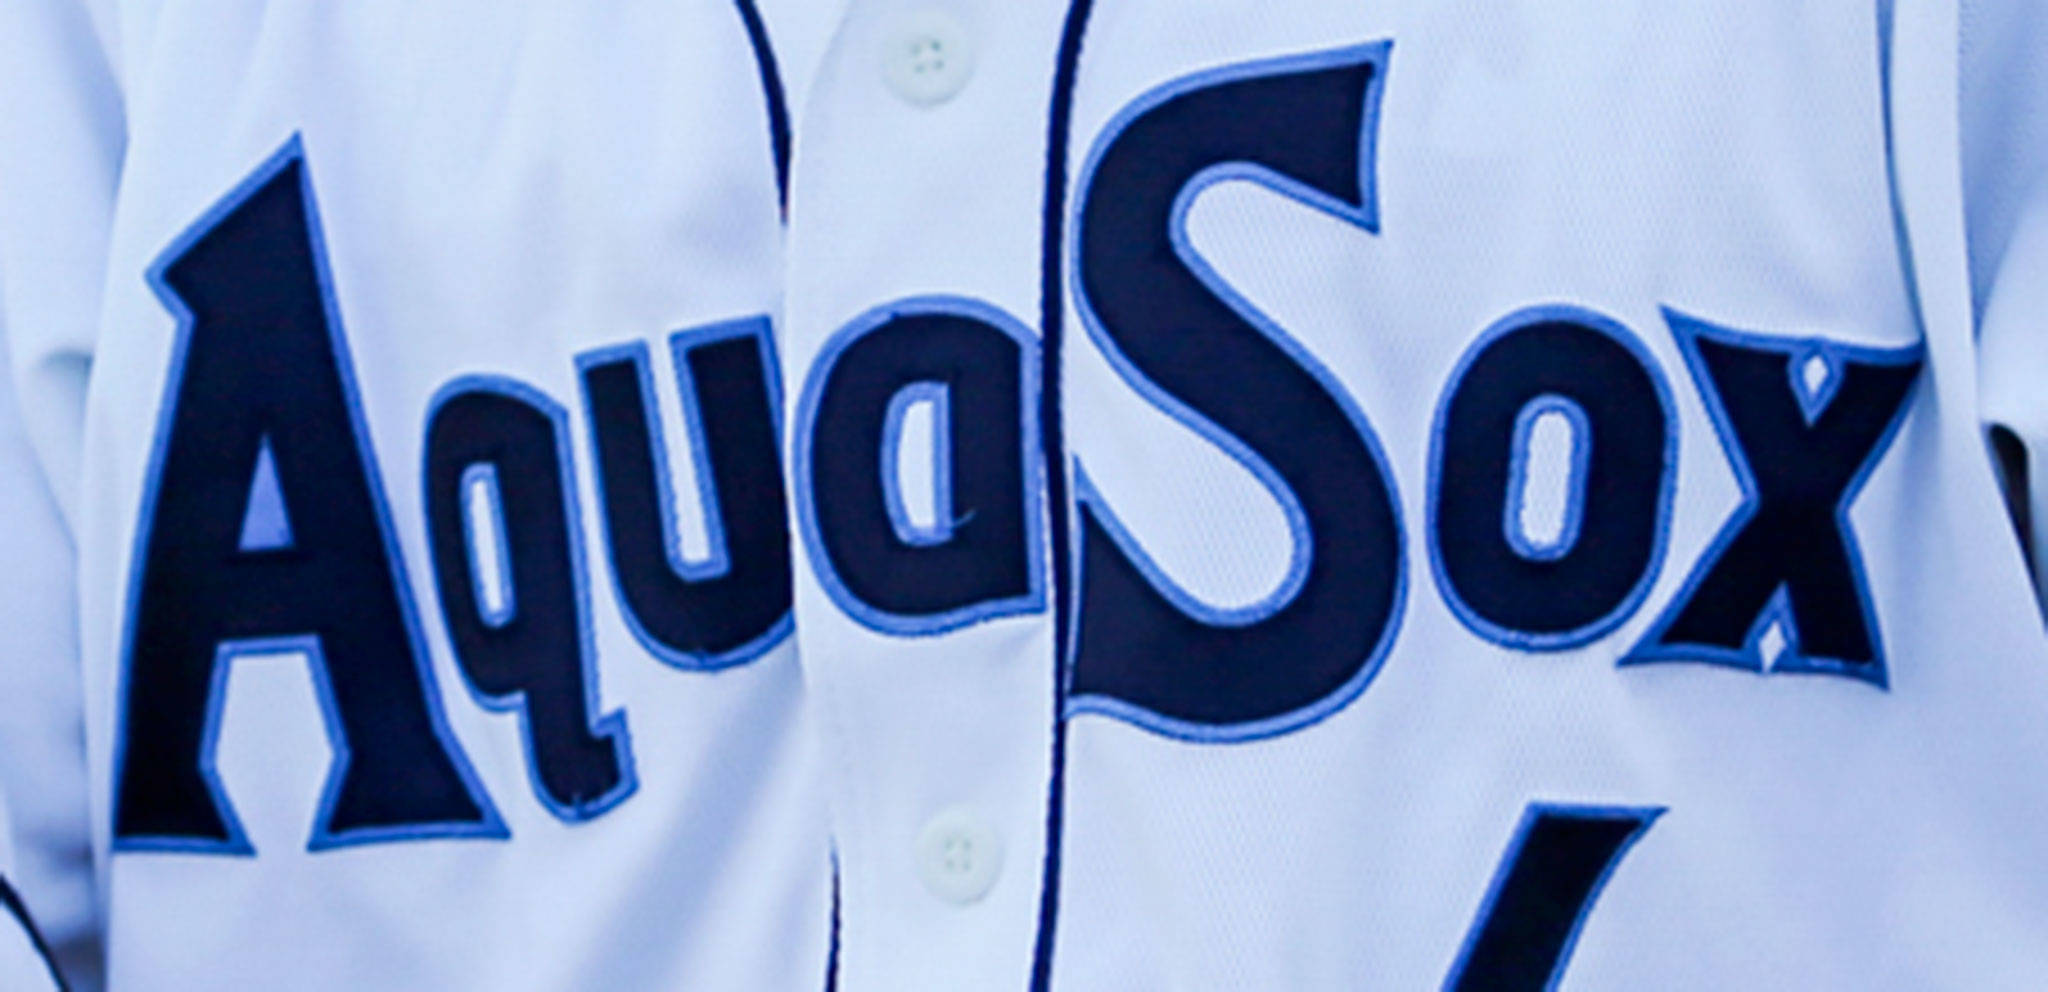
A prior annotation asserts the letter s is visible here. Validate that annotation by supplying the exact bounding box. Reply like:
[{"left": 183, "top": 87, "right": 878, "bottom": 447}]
[{"left": 1066, "top": 43, "right": 1405, "bottom": 741}]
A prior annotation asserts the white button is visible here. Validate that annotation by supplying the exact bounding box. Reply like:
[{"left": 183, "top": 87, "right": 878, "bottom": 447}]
[
  {"left": 915, "top": 806, "right": 1003, "bottom": 904},
  {"left": 882, "top": 9, "right": 976, "bottom": 107}
]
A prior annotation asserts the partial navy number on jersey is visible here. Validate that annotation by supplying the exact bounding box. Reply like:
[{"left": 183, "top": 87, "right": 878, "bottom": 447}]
[
  {"left": 794, "top": 40, "right": 1925, "bottom": 741},
  {"left": 114, "top": 140, "right": 792, "bottom": 852}
]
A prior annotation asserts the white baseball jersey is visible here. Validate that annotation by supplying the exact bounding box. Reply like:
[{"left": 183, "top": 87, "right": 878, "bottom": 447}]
[
  {"left": 778, "top": 0, "right": 2048, "bottom": 989},
  {"left": 9, "top": 0, "right": 2048, "bottom": 989},
  {"left": 0, "top": 1, "right": 834, "bottom": 988}
]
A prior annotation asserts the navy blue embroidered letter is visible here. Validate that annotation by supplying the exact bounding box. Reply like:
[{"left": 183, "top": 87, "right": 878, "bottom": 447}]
[
  {"left": 425, "top": 379, "right": 635, "bottom": 821},
  {"left": 578, "top": 318, "right": 791, "bottom": 669},
  {"left": 1065, "top": 43, "right": 1404, "bottom": 739},
  {"left": 795, "top": 298, "right": 1044, "bottom": 634},
  {"left": 1431, "top": 308, "right": 1673, "bottom": 649},
  {"left": 1632, "top": 310, "right": 1922, "bottom": 685},
  {"left": 117, "top": 141, "right": 499, "bottom": 853}
]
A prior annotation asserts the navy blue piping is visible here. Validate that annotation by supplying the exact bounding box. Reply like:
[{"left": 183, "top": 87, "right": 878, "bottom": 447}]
[
  {"left": 824, "top": 852, "right": 840, "bottom": 991},
  {"left": 732, "top": 0, "right": 793, "bottom": 213},
  {"left": 1031, "top": 2, "right": 1097, "bottom": 989},
  {"left": 0, "top": 875, "right": 65, "bottom": 991},
  {"left": 1874, "top": 0, "right": 1918, "bottom": 329}
]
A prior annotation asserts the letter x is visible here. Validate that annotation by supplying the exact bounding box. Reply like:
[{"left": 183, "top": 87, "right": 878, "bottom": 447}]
[{"left": 1631, "top": 310, "right": 1923, "bottom": 686}]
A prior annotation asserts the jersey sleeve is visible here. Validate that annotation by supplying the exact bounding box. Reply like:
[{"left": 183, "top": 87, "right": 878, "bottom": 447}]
[
  {"left": 1963, "top": 0, "right": 2048, "bottom": 604},
  {"left": 0, "top": 0, "right": 129, "bottom": 987},
  {"left": 0, "top": 302, "right": 94, "bottom": 992},
  {"left": 0, "top": 0, "right": 123, "bottom": 527}
]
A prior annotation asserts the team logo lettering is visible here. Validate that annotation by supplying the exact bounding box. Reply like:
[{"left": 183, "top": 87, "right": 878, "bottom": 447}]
[
  {"left": 119, "top": 142, "right": 502, "bottom": 852},
  {"left": 792, "top": 297, "right": 1046, "bottom": 634},
  {"left": 119, "top": 140, "right": 791, "bottom": 851},
  {"left": 792, "top": 44, "right": 1924, "bottom": 733},
  {"left": 125, "top": 40, "right": 1926, "bottom": 858}
]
